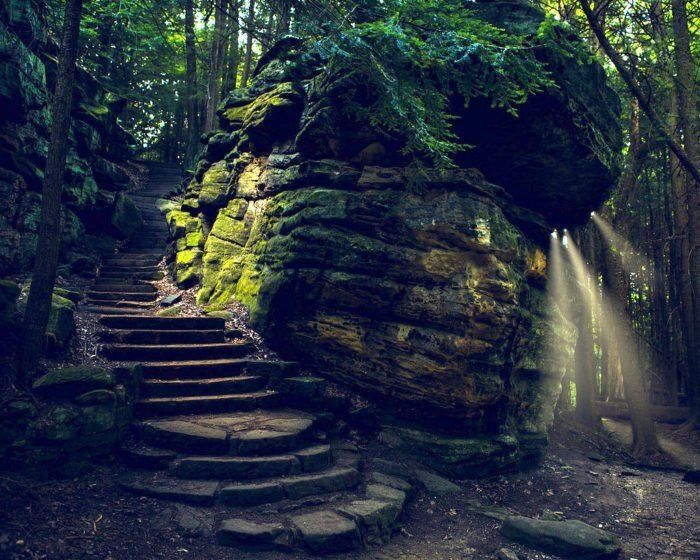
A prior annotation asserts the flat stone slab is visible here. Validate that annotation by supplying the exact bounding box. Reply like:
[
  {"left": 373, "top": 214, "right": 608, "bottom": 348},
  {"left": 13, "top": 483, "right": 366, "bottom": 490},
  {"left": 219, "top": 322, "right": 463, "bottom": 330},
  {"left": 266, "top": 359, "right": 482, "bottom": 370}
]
[
  {"left": 175, "top": 454, "right": 301, "bottom": 480},
  {"left": 500, "top": 516, "right": 621, "bottom": 559},
  {"left": 371, "top": 471, "right": 412, "bottom": 492},
  {"left": 366, "top": 483, "right": 407, "bottom": 512},
  {"left": 217, "top": 518, "right": 293, "bottom": 550},
  {"left": 415, "top": 468, "right": 461, "bottom": 495},
  {"left": 292, "top": 510, "right": 360, "bottom": 553},
  {"left": 337, "top": 498, "right": 401, "bottom": 545}
]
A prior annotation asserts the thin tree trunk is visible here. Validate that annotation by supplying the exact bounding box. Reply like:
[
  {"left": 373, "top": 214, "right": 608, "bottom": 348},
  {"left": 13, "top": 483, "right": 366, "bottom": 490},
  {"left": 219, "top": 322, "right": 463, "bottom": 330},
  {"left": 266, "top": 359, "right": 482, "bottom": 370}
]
[
  {"left": 204, "top": 0, "right": 226, "bottom": 133},
  {"left": 670, "top": 0, "right": 700, "bottom": 428},
  {"left": 18, "top": 0, "right": 84, "bottom": 383},
  {"left": 222, "top": 0, "right": 240, "bottom": 95},
  {"left": 185, "top": 0, "right": 200, "bottom": 163},
  {"left": 276, "top": 0, "right": 291, "bottom": 38},
  {"left": 240, "top": 0, "right": 255, "bottom": 87},
  {"left": 578, "top": 0, "right": 700, "bottom": 185}
]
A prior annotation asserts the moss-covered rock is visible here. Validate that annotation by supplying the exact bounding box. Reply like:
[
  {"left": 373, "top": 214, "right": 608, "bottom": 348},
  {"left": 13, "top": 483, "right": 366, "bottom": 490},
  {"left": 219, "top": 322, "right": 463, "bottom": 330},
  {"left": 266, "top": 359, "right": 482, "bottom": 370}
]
[
  {"left": 168, "top": 3, "right": 620, "bottom": 477},
  {"left": 0, "top": 278, "right": 20, "bottom": 323},
  {"left": 32, "top": 366, "right": 113, "bottom": 399},
  {"left": 111, "top": 193, "right": 144, "bottom": 238}
]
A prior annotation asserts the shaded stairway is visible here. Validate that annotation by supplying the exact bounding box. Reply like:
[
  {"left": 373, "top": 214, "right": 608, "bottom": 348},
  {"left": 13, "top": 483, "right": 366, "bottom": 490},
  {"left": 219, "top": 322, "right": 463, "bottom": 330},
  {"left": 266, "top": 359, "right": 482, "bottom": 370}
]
[{"left": 87, "top": 162, "right": 413, "bottom": 554}]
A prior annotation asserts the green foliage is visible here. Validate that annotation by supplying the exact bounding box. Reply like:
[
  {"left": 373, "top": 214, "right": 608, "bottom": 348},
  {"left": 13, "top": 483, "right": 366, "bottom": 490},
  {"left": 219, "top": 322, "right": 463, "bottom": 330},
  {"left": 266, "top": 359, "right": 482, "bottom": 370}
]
[{"left": 306, "top": 0, "right": 560, "bottom": 166}]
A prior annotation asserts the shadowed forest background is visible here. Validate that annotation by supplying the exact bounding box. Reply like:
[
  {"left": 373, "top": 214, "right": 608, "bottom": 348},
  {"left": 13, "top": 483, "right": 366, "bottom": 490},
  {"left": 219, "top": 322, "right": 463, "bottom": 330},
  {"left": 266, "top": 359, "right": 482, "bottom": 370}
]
[{"left": 0, "top": 0, "right": 699, "bottom": 558}]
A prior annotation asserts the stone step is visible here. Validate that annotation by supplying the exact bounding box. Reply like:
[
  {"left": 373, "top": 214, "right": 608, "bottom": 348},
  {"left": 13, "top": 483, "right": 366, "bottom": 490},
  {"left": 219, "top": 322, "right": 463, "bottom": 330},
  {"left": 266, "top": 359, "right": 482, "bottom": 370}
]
[
  {"left": 103, "top": 257, "right": 162, "bottom": 267},
  {"left": 87, "top": 291, "right": 158, "bottom": 302},
  {"left": 136, "top": 411, "right": 316, "bottom": 455},
  {"left": 139, "top": 359, "right": 296, "bottom": 380},
  {"left": 100, "top": 266, "right": 161, "bottom": 276},
  {"left": 120, "top": 476, "right": 218, "bottom": 505},
  {"left": 101, "top": 341, "right": 253, "bottom": 361},
  {"left": 98, "top": 270, "right": 164, "bottom": 281},
  {"left": 135, "top": 391, "right": 280, "bottom": 417},
  {"left": 85, "top": 306, "right": 150, "bottom": 315},
  {"left": 174, "top": 445, "right": 332, "bottom": 480},
  {"left": 142, "top": 375, "right": 265, "bottom": 398},
  {"left": 99, "top": 315, "right": 225, "bottom": 330},
  {"left": 219, "top": 467, "right": 362, "bottom": 507},
  {"left": 120, "top": 442, "right": 177, "bottom": 470},
  {"left": 87, "top": 299, "right": 153, "bottom": 309},
  {"left": 99, "top": 329, "right": 225, "bottom": 345},
  {"left": 90, "top": 283, "right": 156, "bottom": 293}
]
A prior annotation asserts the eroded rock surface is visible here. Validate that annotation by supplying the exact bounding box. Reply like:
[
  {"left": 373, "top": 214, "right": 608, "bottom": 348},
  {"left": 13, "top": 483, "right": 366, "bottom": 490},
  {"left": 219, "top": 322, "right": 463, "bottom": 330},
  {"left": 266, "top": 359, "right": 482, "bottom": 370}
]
[
  {"left": 0, "top": 0, "right": 135, "bottom": 275},
  {"left": 169, "top": 3, "right": 620, "bottom": 475}
]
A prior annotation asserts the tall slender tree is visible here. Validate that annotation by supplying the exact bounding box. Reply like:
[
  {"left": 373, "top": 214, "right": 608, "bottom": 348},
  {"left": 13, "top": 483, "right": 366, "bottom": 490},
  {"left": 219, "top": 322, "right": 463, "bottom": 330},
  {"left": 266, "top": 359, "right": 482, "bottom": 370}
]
[
  {"left": 240, "top": 0, "right": 256, "bottom": 87},
  {"left": 185, "top": 0, "right": 200, "bottom": 163},
  {"left": 18, "top": 0, "right": 85, "bottom": 383},
  {"left": 204, "top": 0, "right": 227, "bottom": 133}
]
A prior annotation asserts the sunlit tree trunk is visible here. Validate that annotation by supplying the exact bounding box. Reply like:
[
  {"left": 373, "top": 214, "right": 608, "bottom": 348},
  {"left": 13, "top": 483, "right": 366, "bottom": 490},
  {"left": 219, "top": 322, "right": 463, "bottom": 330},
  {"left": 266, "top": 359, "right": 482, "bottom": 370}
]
[
  {"left": 671, "top": 0, "right": 700, "bottom": 428},
  {"left": 240, "top": 0, "right": 256, "bottom": 87},
  {"left": 185, "top": 0, "right": 200, "bottom": 163},
  {"left": 18, "top": 0, "right": 84, "bottom": 383}
]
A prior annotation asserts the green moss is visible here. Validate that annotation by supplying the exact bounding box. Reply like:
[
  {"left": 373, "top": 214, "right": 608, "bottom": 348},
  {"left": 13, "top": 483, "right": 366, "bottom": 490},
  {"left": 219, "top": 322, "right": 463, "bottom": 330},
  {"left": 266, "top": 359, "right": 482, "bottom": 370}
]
[
  {"left": 33, "top": 366, "right": 113, "bottom": 399},
  {"left": 198, "top": 161, "right": 231, "bottom": 209}
]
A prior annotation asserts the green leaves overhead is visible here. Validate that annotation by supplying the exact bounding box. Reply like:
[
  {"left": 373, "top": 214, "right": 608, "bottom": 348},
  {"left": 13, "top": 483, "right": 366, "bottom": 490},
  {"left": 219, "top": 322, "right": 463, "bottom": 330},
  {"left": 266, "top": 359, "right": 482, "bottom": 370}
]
[{"left": 306, "top": 0, "right": 569, "bottom": 166}]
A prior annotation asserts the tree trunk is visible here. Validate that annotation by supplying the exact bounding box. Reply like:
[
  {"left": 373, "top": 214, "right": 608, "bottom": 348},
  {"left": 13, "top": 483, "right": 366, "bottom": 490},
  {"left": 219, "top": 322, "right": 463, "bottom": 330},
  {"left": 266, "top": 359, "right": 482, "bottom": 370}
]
[
  {"left": 670, "top": 0, "right": 700, "bottom": 428},
  {"left": 222, "top": 0, "right": 240, "bottom": 95},
  {"left": 276, "top": 0, "right": 291, "bottom": 38},
  {"left": 204, "top": 0, "right": 227, "bottom": 133},
  {"left": 240, "top": 0, "right": 256, "bottom": 87},
  {"left": 602, "top": 245, "right": 660, "bottom": 455},
  {"left": 18, "top": 0, "right": 84, "bottom": 383},
  {"left": 185, "top": 0, "right": 200, "bottom": 163},
  {"left": 574, "top": 230, "right": 598, "bottom": 425}
]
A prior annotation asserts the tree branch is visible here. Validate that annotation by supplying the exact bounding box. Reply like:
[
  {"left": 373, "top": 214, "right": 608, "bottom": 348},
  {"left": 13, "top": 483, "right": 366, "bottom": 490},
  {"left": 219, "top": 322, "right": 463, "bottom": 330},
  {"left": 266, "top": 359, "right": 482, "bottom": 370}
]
[{"left": 578, "top": 0, "right": 700, "bottom": 184}]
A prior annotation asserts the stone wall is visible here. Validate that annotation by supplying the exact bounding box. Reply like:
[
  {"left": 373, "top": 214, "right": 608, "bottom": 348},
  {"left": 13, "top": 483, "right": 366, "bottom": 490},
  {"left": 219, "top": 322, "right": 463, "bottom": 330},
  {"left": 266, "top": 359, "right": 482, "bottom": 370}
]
[
  {"left": 168, "top": 2, "right": 620, "bottom": 476},
  {"left": 0, "top": 0, "right": 137, "bottom": 276},
  {"left": 0, "top": 365, "right": 141, "bottom": 477}
]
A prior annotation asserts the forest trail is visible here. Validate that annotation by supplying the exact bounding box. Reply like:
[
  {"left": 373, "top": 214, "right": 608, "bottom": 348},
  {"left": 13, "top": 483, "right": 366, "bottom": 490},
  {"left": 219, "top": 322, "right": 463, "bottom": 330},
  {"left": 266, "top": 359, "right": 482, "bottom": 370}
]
[
  {"left": 603, "top": 418, "right": 700, "bottom": 470},
  {"left": 87, "top": 163, "right": 412, "bottom": 554}
]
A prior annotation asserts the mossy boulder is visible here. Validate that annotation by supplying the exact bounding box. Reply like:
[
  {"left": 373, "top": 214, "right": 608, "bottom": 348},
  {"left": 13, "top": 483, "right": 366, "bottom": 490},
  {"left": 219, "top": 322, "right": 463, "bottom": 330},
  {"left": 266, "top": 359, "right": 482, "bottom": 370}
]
[
  {"left": 0, "top": 278, "right": 20, "bottom": 323},
  {"left": 111, "top": 193, "right": 144, "bottom": 238},
  {"left": 169, "top": 3, "right": 620, "bottom": 477},
  {"left": 32, "top": 366, "right": 113, "bottom": 399}
]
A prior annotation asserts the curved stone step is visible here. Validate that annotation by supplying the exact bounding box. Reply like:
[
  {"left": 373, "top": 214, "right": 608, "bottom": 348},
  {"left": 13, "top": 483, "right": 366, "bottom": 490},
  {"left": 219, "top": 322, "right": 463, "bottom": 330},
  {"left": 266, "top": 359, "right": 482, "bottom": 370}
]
[
  {"left": 137, "top": 411, "right": 316, "bottom": 455},
  {"left": 101, "top": 341, "right": 254, "bottom": 361},
  {"left": 100, "top": 265, "right": 161, "bottom": 275},
  {"left": 135, "top": 390, "right": 280, "bottom": 417},
  {"left": 174, "top": 445, "right": 331, "bottom": 480},
  {"left": 99, "top": 315, "right": 225, "bottom": 330},
  {"left": 120, "top": 476, "right": 218, "bottom": 505},
  {"left": 218, "top": 467, "right": 361, "bottom": 506},
  {"left": 87, "top": 291, "right": 157, "bottom": 302},
  {"left": 120, "top": 442, "right": 177, "bottom": 469},
  {"left": 140, "top": 359, "right": 297, "bottom": 380},
  {"left": 142, "top": 375, "right": 266, "bottom": 398}
]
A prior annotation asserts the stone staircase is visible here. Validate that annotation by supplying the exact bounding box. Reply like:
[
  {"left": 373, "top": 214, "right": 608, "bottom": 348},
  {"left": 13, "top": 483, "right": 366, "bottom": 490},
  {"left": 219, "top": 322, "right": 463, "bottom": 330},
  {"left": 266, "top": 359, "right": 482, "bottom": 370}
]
[{"left": 86, "top": 163, "right": 412, "bottom": 554}]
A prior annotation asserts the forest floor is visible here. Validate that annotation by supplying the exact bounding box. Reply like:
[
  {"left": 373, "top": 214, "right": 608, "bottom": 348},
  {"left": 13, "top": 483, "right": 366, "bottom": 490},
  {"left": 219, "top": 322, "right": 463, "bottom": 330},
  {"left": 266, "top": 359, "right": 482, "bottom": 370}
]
[{"left": 1, "top": 413, "right": 699, "bottom": 560}]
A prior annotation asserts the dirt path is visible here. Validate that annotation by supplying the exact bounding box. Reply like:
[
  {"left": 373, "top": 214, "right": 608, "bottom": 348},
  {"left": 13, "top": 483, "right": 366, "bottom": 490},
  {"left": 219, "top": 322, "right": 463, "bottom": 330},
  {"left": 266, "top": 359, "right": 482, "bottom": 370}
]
[{"left": 603, "top": 418, "right": 700, "bottom": 470}]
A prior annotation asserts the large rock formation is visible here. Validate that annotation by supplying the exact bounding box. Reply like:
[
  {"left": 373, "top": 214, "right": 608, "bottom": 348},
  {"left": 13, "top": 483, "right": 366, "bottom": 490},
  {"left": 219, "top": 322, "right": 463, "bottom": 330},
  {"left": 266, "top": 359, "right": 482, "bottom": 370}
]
[
  {"left": 0, "top": 0, "right": 136, "bottom": 276},
  {"left": 170, "top": 2, "right": 621, "bottom": 476}
]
